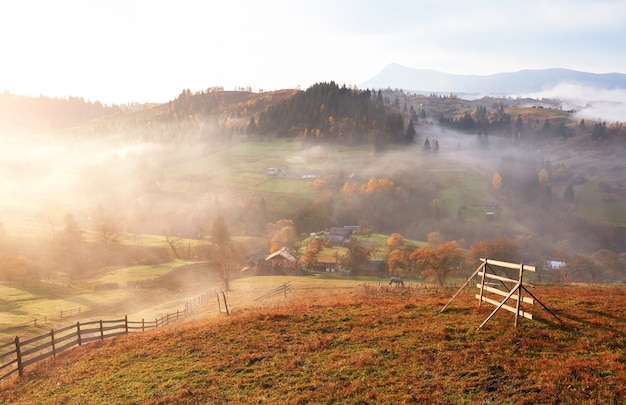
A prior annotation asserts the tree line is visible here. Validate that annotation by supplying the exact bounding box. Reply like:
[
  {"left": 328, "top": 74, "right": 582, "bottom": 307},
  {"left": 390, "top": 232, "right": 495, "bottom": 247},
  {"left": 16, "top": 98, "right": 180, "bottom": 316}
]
[
  {"left": 257, "top": 82, "right": 411, "bottom": 146},
  {"left": 0, "top": 92, "right": 120, "bottom": 132}
]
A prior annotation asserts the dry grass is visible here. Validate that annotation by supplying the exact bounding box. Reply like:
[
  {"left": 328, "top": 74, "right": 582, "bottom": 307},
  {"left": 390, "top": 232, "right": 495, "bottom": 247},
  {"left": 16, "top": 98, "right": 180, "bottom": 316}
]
[{"left": 0, "top": 279, "right": 624, "bottom": 404}]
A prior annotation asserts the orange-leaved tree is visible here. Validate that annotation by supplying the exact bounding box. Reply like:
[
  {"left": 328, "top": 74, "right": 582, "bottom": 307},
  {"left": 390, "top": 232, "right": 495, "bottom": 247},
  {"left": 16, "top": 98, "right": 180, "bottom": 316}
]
[
  {"left": 386, "top": 233, "right": 408, "bottom": 276},
  {"left": 410, "top": 232, "right": 465, "bottom": 286},
  {"left": 469, "top": 236, "right": 520, "bottom": 263}
]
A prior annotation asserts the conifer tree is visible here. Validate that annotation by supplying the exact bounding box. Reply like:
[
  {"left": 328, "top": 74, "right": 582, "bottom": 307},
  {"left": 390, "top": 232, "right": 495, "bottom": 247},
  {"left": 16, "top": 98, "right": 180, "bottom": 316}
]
[{"left": 405, "top": 118, "right": 416, "bottom": 144}]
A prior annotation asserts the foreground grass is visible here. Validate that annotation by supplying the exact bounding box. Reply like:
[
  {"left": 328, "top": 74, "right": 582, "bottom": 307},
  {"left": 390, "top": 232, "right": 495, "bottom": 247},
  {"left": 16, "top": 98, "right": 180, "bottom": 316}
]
[{"left": 0, "top": 281, "right": 624, "bottom": 404}]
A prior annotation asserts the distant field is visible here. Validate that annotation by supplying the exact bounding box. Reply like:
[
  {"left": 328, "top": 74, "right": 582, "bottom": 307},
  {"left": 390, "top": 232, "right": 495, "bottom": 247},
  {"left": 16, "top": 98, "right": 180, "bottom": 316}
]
[
  {"left": 0, "top": 261, "right": 200, "bottom": 340},
  {"left": 576, "top": 180, "right": 626, "bottom": 226}
]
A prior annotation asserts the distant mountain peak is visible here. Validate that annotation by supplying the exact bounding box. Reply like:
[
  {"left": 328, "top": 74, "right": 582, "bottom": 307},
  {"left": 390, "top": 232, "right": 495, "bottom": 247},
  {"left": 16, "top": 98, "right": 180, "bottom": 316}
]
[{"left": 361, "top": 64, "right": 626, "bottom": 94}]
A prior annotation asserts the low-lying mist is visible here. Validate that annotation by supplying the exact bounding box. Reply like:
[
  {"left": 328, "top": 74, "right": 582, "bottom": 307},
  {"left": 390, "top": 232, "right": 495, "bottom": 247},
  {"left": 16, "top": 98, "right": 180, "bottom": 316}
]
[
  {"left": 524, "top": 82, "right": 626, "bottom": 123},
  {"left": 0, "top": 125, "right": 227, "bottom": 237}
]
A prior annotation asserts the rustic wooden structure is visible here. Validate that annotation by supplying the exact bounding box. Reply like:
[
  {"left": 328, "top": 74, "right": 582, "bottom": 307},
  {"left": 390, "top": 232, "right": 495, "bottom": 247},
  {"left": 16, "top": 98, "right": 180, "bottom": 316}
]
[
  {"left": 442, "top": 258, "right": 561, "bottom": 329},
  {"left": 254, "top": 282, "right": 293, "bottom": 302}
]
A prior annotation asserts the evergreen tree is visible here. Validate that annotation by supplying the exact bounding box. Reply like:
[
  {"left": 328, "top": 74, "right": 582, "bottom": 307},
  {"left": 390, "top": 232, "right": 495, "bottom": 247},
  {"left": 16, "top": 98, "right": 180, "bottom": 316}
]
[
  {"left": 591, "top": 121, "right": 607, "bottom": 141},
  {"left": 542, "top": 119, "right": 552, "bottom": 135},
  {"left": 515, "top": 115, "right": 523, "bottom": 134},
  {"left": 422, "top": 138, "right": 431, "bottom": 153},
  {"left": 405, "top": 118, "right": 416, "bottom": 144}
]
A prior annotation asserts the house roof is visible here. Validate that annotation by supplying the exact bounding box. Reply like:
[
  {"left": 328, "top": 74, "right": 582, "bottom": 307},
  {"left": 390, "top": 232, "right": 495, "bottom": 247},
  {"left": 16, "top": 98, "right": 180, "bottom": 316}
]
[{"left": 265, "top": 247, "right": 296, "bottom": 262}]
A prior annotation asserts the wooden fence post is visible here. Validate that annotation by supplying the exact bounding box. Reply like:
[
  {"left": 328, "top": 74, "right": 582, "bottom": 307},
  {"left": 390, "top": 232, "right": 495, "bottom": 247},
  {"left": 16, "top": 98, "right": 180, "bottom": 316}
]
[
  {"left": 77, "top": 322, "right": 82, "bottom": 346},
  {"left": 100, "top": 320, "right": 104, "bottom": 340},
  {"left": 217, "top": 293, "right": 222, "bottom": 313},
  {"left": 51, "top": 329, "right": 56, "bottom": 357},
  {"left": 222, "top": 292, "right": 229, "bottom": 315},
  {"left": 478, "top": 261, "right": 487, "bottom": 307},
  {"left": 515, "top": 264, "right": 524, "bottom": 327},
  {"left": 125, "top": 315, "right": 129, "bottom": 334},
  {"left": 15, "top": 336, "right": 22, "bottom": 377}
]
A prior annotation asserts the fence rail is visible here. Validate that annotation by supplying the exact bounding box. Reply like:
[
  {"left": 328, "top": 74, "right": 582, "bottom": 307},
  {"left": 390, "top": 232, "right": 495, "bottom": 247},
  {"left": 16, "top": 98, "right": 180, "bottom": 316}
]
[
  {"left": 254, "top": 282, "right": 293, "bottom": 302},
  {"left": 0, "top": 288, "right": 222, "bottom": 381}
]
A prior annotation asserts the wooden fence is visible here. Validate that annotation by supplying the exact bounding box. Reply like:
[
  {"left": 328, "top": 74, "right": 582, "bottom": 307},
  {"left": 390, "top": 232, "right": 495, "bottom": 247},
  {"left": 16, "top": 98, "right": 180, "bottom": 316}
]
[
  {"left": 12, "top": 306, "right": 83, "bottom": 329},
  {"left": 253, "top": 282, "right": 293, "bottom": 302},
  {"left": 6, "top": 296, "right": 127, "bottom": 331},
  {"left": 0, "top": 288, "right": 222, "bottom": 381},
  {"left": 442, "top": 258, "right": 561, "bottom": 329}
]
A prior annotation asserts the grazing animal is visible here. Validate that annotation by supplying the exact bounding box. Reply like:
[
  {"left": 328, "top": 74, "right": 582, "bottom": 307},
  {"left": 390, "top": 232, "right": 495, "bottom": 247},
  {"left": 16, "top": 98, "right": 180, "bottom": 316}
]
[{"left": 389, "top": 277, "right": 405, "bottom": 287}]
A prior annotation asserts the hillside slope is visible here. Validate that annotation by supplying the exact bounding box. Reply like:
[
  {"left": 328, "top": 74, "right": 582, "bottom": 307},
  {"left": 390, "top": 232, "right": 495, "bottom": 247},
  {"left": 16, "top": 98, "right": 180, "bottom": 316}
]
[
  {"left": 1, "top": 279, "right": 624, "bottom": 404},
  {"left": 362, "top": 64, "right": 626, "bottom": 94}
]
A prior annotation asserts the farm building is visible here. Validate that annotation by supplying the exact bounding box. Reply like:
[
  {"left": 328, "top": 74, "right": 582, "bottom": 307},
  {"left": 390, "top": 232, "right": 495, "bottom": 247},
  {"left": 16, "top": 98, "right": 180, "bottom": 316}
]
[
  {"left": 265, "top": 247, "right": 298, "bottom": 274},
  {"left": 328, "top": 227, "right": 353, "bottom": 244}
]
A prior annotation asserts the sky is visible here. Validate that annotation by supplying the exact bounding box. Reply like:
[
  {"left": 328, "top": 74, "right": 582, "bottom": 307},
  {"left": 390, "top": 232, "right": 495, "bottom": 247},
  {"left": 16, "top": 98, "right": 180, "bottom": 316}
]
[{"left": 1, "top": 0, "right": 625, "bottom": 104}]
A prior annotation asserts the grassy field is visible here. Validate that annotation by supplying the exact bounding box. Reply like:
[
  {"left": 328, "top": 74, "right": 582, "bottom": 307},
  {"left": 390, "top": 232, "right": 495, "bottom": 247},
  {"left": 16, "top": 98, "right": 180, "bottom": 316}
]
[
  {"left": 0, "top": 261, "right": 203, "bottom": 340},
  {"left": 0, "top": 276, "right": 624, "bottom": 404},
  {"left": 576, "top": 180, "right": 626, "bottom": 227}
]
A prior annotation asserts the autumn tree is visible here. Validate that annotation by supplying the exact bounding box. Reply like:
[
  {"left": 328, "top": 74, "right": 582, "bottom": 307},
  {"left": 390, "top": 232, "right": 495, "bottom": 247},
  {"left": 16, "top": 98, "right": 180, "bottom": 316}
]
[
  {"left": 339, "top": 239, "right": 372, "bottom": 273},
  {"left": 592, "top": 249, "right": 619, "bottom": 282},
  {"left": 362, "top": 177, "right": 396, "bottom": 194},
  {"left": 301, "top": 236, "right": 324, "bottom": 271},
  {"left": 267, "top": 219, "right": 297, "bottom": 253},
  {"left": 386, "top": 233, "right": 406, "bottom": 253},
  {"left": 387, "top": 248, "right": 409, "bottom": 275},
  {"left": 469, "top": 237, "right": 520, "bottom": 263},
  {"left": 410, "top": 233, "right": 465, "bottom": 286},
  {"left": 209, "top": 215, "right": 238, "bottom": 291},
  {"left": 492, "top": 172, "right": 502, "bottom": 193},
  {"left": 564, "top": 254, "right": 598, "bottom": 283},
  {"left": 385, "top": 233, "right": 409, "bottom": 275}
]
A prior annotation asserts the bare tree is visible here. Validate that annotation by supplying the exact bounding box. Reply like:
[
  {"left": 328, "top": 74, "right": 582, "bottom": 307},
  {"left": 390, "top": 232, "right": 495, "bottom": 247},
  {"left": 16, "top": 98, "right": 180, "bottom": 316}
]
[
  {"left": 165, "top": 230, "right": 185, "bottom": 259},
  {"left": 95, "top": 214, "right": 120, "bottom": 244}
]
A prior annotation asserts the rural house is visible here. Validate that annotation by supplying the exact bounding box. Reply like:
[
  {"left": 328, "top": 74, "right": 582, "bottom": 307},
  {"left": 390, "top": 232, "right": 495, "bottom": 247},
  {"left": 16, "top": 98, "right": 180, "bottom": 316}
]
[
  {"left": 328, "top": 227, "right": 354, "bottom": 244},
  {"left": 265, "top": 247, "right": 298, "bottom": 274}
]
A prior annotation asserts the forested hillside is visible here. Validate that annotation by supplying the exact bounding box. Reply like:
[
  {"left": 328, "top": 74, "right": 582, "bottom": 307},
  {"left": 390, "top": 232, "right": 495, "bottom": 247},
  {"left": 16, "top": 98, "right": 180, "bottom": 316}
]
[
  {"left": 258, "top": 82, "right": 408, "bottom": 146},
  {"left": 1, "top": 83, "right": 625, "bottom": 287},
  {"left": 0, "top": 92, "right": 121, "bottom": 132}
]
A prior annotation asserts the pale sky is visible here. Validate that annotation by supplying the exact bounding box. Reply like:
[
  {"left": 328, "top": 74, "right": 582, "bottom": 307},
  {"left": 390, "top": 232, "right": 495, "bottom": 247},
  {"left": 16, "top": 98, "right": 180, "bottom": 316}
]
[{"left": 1, "top": 0, "right": 625, "bottom": 104}]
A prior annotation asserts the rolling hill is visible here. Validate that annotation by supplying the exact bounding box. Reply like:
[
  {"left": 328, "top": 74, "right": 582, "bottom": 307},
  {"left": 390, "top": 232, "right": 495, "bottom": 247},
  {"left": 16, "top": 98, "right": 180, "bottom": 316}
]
[
  {"left": 361, "top": 64, "right": 626, "bottom": 95},
  {"left": 0, "top": 278, "right": 624, "bottom": 404}
]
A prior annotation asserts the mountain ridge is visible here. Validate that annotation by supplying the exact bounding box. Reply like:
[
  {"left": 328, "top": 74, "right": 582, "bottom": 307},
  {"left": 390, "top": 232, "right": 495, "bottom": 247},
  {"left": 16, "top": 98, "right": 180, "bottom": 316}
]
[{"left": 361, "top": 63, "right": 626, "bottom": 95}]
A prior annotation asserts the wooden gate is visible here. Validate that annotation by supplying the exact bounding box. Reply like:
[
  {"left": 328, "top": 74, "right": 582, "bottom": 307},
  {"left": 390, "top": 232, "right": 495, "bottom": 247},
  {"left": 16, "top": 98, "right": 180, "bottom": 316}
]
[{"left": 442, "top": 258, "right": 561, "bottom": 329}]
